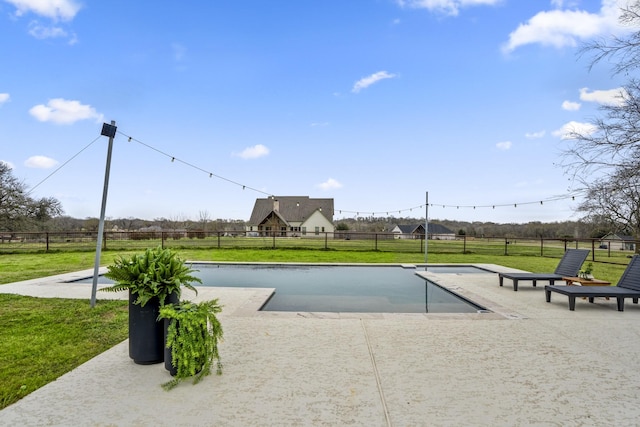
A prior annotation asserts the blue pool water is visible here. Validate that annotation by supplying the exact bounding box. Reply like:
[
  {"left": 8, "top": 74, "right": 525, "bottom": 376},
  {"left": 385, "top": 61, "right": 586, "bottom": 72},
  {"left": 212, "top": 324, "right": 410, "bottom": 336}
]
[{"left": 81, "top": 264, "right": 489, "bottom": 314}]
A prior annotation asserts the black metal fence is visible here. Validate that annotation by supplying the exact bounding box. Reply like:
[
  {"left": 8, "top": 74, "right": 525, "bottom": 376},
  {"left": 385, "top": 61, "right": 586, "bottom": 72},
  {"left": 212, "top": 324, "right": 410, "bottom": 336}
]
[{"left": 0, "top": 230, "right": 637, "bottom": 264}]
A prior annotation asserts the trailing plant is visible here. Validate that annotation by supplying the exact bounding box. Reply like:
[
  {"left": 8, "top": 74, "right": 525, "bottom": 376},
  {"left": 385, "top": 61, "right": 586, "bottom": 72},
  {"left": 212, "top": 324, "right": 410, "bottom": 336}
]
[
  {"left": 101, "top": 246, "right": 201, "bottom": 306},
  {"left": 159, "top": 299, "right": 224, "bottom": 390}
]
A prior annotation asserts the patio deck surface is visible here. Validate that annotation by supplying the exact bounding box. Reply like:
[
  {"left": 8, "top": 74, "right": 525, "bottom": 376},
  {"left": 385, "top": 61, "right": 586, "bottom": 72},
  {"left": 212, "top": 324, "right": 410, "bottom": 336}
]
[{"left": 1, "top": 264, "right": 639, "bottom": 426}]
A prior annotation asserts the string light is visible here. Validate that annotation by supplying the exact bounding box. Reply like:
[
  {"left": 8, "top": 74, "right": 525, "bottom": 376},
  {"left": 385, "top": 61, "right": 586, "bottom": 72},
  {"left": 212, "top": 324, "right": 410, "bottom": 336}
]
[{"left": 116, "top": 129, "right": 585, "bottom": 218}]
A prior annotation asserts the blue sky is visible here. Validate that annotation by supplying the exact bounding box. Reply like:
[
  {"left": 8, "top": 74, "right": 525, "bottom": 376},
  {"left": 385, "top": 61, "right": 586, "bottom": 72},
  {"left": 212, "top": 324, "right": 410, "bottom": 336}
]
[{"left": 0, "top": 0, "right": 631, "bottom": 223}]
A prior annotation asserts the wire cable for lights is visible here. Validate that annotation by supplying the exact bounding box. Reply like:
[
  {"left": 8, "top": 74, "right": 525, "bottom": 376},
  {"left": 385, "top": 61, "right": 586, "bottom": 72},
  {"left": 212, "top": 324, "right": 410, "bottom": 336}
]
[{"left": 27, "top": 136, "right": 102, "bottom": 195}]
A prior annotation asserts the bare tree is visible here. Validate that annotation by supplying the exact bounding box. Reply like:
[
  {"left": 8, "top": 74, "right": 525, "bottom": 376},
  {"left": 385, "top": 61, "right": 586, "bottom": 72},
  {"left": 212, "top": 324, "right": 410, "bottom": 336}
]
[
  {"left": 198, "top": 210, "right": 211, "bottom": 231},
  {"left": 575, "top": 169, "right": 640, "bottom": 240},
  {"left": 564, "top": 1, "right": 640, "bottom": 248},
  {"left": 0, "top": 162, "right": 63, "bottom": 231},
  {"left": 580, "top": 2, "right": 640, "bottom": 75}
]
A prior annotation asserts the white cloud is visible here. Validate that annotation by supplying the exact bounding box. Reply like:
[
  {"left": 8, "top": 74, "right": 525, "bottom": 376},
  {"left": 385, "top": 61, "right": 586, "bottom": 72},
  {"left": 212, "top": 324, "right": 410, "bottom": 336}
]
[
  {"left": 317, "top": 178, "right": 343, "bottom": 191},
  {"left": 553, "top": 121, "right": 598, "bottom": 139},
  {"left": 496, "top": 141, "right": 512, "bottom": 150},
  {"left": 0, "top": 93, "right": 9, "bottom": 105},
  {"left": 28, "top": 21, "right": 68, "bottom": 39},
  {"left": 562, "top": 100, "right": 581, "bottom": 111},
  {"left": 352, "top": 71, "right": 396, "bottom": 93},
  {"left": 24, "top": 155, "right": 58, "bottom": 169},
  {"left": 502, "top": 0, "right": 626, "bottom": 53},
  {"left": 395, "top": 0, "right": 501, "bottom": 16},
  {"left": 0, "top": 160, "right": 15, "bottom": 169},
  {"left": 310, "top": 122, "right": 329, "bottom": 127},
  {"left": 525, "top": 130, "right": 546, "bottom": 139},
  {"left": 234, "top": 144, "right": 270, "bottom": 159},
  {"left": 5, "top": 0, "right": 82, "bottom": 21},
  {"left": 29, "top": 98, "right": 103, "bottom": 124},
  {"left": 579, "top": 87, "right": 626, "bottom": 106}
]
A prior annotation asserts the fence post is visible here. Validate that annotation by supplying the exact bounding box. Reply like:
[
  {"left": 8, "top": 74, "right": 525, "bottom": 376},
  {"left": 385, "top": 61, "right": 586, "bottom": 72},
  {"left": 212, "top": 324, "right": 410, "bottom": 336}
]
[
  {"left": 463, "top": 234, "right": 466, "bottom": 254},
  {"left": 540, "top": 238, "right": 543, "bottom": 257},
  {"left": 504, "top": 238, "right": 508, "bottom": 256},
  {"left": 162, "top": 231, "right": 165, "bottom": 249},
  {"left": 325, "top": 232, "right": 328, "bottom": 250},
  {"left": 375, "top": 233, "right": 378, "bottom": 251},
  {"left": 272, "top": 231, "right": 276, "bottom": 249},
  {"left": 46, "top": 232, "right": 49, "bottom": 252},
  {"left": 217, "top": 231, "right": 221, "bottom": 248},
  {"left": 103, "top": 231, "right": 107, "bottom": 250}
]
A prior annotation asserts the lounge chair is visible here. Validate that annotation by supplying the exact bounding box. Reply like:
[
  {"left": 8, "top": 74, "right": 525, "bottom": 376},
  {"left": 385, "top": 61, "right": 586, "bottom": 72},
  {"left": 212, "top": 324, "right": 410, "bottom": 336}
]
[
  {"left": 498, "top": 249, "right": 590, "bottom": 291},
  {"left": 545, "top": 255, "right": 640, "bottom": 311}
]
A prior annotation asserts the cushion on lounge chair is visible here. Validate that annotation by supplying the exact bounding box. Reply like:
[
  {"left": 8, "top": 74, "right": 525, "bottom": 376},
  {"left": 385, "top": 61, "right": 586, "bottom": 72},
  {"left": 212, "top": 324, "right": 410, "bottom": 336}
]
[
  {"left": 498, "top": 249, "right": 590, "bottom": 291},
  {"left": 545, "top": 255, "right": 640, "bottom": 311}
]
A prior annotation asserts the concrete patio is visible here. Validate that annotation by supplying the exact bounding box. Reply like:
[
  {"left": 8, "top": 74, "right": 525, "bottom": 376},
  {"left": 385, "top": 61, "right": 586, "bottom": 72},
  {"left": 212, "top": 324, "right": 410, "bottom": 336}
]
[{"left": 1, "top": 264, "right": 639, "bottom": 426}]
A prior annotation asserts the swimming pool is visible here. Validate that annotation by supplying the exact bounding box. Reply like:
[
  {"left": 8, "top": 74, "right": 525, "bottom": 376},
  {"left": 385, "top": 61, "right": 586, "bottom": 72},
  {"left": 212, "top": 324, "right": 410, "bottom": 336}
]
[{"left": 80, "top": 264, "right": 489, "bottom": 314}]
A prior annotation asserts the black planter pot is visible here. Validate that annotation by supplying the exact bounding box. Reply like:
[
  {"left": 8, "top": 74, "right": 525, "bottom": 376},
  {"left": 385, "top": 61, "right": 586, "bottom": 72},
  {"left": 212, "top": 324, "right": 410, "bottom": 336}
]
[
  {"left": 128, "top": 291, "right": 163, "bottom": 364},
  {"left": 129, "top": 291, "right": 179, "bottom": 365},
  {"left": 164, "top": 318, "right": 178, "bottom": 376}
]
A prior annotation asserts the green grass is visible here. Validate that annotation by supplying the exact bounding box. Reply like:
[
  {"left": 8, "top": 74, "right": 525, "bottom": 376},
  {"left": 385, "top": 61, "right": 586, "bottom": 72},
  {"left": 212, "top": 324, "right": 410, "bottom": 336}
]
[
  {"left": 0, "top": 246, "right": 632, "bottom": 409},
  {"left": 0, "top": 295, "right": 127, "bottom": 410}
]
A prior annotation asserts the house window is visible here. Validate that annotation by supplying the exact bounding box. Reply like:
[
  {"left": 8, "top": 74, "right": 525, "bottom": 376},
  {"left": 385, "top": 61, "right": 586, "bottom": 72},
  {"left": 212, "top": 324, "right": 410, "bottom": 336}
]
[
  {"left": 315, "top": 227, "right": 319, "bottom": 235},
  {"left": 302, "top": 227, "right": 306, "bottom": 236},
  {"left": 321, "top": 227, "right": 325, "bottom": 232}
]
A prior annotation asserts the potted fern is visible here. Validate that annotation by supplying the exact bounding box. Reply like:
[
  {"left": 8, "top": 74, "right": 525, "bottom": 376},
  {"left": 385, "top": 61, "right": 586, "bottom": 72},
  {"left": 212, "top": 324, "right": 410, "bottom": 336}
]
[
  {"left": 101, "top": 246, "right": 201, "bottom": 364},
  {"left": 159, "top": 299, "right": 223, "bottom": 390}
]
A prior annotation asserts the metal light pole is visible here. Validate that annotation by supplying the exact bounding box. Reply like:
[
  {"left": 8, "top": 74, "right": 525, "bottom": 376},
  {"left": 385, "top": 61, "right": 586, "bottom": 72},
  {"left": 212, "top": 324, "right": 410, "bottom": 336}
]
[
  {"left": 90, "top": 121, "right": 117, "bottom": 308},
  {"left": 424, "top": 191, "right": 429, "bottom": 270}
]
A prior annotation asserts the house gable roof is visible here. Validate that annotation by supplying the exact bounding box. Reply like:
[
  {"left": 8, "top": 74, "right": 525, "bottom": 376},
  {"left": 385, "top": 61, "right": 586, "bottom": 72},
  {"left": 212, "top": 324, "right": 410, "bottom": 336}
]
[
  {"left": 601, "top": 233, "right": 635, "bottom": 242},
  {"left": 394, "top": 223, "right": 454, "bottom": 235},
  {"left": 249, "top": 196, "right": 334, "bottom": 225},
  {"left": 396, "top": 224, "right": 423, "bottom": 234}
]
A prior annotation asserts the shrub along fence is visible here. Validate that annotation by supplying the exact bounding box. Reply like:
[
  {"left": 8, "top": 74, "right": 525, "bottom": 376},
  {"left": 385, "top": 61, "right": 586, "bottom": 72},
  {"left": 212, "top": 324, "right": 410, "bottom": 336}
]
[{"left": 0, "top": 230, "right": 636, "bottom": 265}]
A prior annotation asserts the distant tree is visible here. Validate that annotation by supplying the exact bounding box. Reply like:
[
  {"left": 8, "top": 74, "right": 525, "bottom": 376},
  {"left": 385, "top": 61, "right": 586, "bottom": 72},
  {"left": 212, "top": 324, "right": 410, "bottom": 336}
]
[
  {"left": 198, "top": 210, "right": 211, "bottom": 231},
  {"left": 335, "top": 222, "right": 350, "bottom": 231},
  {"left": 83, "top": 217, "right": 100, "bottom": 232},
  {"left": 0, "top": 162, "right": 63, "bottom": 231}
]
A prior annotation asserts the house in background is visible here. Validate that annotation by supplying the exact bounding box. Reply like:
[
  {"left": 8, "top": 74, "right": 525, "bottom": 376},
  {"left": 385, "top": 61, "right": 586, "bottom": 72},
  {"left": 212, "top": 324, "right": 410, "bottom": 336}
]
[
  {"left": 600, "top": 233, "right": 636, "bottom": 251},
  {"left": 391, "top": 223, "right": 455, "bottom": 240},
  {"left": 246, "top": 196, "right": 334, "bottom": 237}
]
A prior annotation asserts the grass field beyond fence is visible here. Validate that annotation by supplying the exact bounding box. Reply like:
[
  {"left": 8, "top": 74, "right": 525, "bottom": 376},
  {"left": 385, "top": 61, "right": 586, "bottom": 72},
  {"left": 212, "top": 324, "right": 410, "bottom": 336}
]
[{"left": 0, "top": 231, "right": 637, "bottom": 267}]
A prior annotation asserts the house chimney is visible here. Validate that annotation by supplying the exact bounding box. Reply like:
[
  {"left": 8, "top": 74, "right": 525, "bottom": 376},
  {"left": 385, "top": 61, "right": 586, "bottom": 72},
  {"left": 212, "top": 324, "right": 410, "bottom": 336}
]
[{"left": 273, "top": 199, "right": 279, "bottom": 211}]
